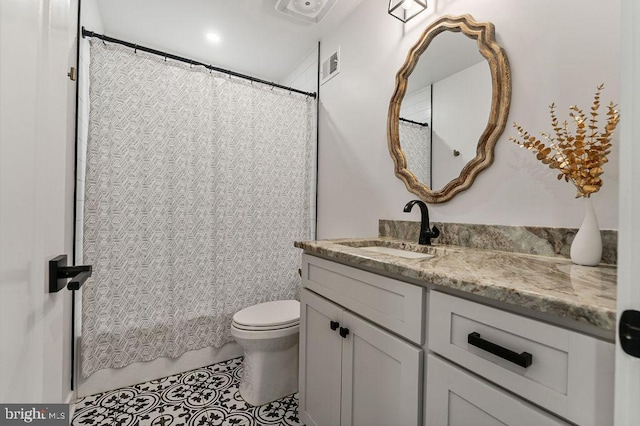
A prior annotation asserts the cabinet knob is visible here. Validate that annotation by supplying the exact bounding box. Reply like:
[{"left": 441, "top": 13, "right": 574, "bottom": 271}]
[
  {"left": 339, "top": 327, "right": 350, "bottom": 338},
  {"left": 330, "top": 320, "right": 340, "bottom": 331}
]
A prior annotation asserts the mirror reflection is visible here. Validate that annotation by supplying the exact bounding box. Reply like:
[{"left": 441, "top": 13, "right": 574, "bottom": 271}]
[
  {"left": 399, "top": 31, "right": 491, "bottom": 190},
  {"left": 388, "top": 15, "right": 511, "bottom": 203}
]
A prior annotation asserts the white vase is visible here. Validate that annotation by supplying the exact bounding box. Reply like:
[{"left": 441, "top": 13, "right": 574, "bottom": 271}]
[{"left": 570, "top": 197, "right": 602, "bottom": 266}]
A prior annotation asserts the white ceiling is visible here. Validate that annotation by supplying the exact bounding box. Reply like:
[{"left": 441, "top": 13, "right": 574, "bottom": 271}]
[
  {"left": 93, "top": 0, "right": 364, "bottom": 85},
  {"left": 407, "top": 31, "right": 486, "bottom": 94}
]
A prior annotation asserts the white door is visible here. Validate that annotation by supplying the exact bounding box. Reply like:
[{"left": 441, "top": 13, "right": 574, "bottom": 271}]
[
  {"left": 340, "top": 310, "right": 422, "bottom": 426},
  {"left": 0, "top": 0, "right": 78, "bottom": 403},
  {"left": 299, "top": 289, "right": 343, "bottom": 426},
  {"left": 616, "top": 0, "right": 640, "bottom": 424}
]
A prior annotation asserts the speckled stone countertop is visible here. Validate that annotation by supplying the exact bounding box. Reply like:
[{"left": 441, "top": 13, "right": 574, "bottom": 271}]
[{"left": 295, "top": 238, "right": 617, "bottom": 332}]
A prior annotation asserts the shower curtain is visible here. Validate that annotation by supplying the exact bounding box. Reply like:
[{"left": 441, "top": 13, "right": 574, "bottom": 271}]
[
  {"left": 81, "top": 41, "right": 314, "bottom": 377},
  {"left": 399, "top": 121, "right": 432, "bottom": 187}
]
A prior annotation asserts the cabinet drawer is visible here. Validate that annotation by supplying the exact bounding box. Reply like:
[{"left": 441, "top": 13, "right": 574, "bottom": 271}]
[
  {"left": 428, "top": 291, "right": 614, "bottom": 426},
  {"left": 301, "top": 254, "right": 424, "bottom": 344},
  {"left": 426, "top": 354, "right": 569, "bottom": 426}
]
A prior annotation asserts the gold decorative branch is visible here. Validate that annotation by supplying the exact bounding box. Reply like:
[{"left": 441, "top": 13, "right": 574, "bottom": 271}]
[{"left": 510, "top": 84, "right": 620, "bottom": 198}]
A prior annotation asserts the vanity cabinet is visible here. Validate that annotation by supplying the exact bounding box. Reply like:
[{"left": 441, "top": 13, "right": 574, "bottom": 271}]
[
  {"left": 299, "top": 255, "right": 424, "bottom": 426},
  {"left": 426, "top": 291, "right": 615, "bottom": 426},
  {"left": 298, "top": 253, "right": 615, "bottom": 426}
]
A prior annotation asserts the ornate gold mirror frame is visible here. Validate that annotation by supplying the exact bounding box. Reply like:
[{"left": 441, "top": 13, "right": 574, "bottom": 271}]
[{"left": 388, "top": 14, "right": 511, "bottom": 203}]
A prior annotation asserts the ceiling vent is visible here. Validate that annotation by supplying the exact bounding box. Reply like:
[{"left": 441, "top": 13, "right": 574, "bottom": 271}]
[{"left": 275, "top": 0, "right": 337, "bottom": 23}]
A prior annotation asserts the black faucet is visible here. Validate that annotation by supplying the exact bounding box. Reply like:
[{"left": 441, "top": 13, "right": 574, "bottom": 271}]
[{"left": 403, "top": 200, "right": 440, "bottom": 245}]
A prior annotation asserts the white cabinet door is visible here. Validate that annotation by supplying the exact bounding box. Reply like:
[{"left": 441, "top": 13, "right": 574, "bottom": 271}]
[
  {"left": 300, "top": 288, "right": 423, "bottom": 426},
  {"left": 426, "top": 355, "right": 570, "bottom": 426},
  {"left": 299, "top": 289, "right": 343, "bottom": 426},
  {"left": 341, "top": 311, "right": 422, "bottom": 426}
]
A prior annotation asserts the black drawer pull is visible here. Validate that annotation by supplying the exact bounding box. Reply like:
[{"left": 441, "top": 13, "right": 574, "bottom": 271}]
[
  {"left": 468, "top": 332, "right": 533, "bottom": 368},
  {"left": 330, "top": 321, "right": 340, "bottom": 331},
  {"left": 339, "top": 327, "right": 350, "bottom": 338}
]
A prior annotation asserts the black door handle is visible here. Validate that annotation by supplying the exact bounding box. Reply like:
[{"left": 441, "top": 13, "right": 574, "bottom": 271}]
[
  {"left": 468, "top": 332, "right": 533, "bottom": 368},
  {"left": 330, "top": 321, "right": 340, "bottom": 331},
  {"left": 339, "top": 327, "right": 350, "bottom": 338},
  {"left": 67, "top": 271, "right": 92, "bottom": 291},
  {"left": 49, "top": 255, "right": 93, "bottom": 292},
  {"left": 620, "top": 310, "right": 640, "bottom": 358}
]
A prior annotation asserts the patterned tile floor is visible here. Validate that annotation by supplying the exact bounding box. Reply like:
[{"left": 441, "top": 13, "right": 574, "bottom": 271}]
[{"left": 72, "top": 357, "right": 304, "bottom": 426}]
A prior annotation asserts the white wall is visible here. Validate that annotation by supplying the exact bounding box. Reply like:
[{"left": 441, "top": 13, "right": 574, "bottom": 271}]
[
  {"left": 281, "top": 47, "right": 318, "bottom": 94},
  {"left": 282, "top": 47, "right": 319, "bottom": 238},
  {"left": 82, "top": 0, "right": 105, "bottom": 32},
  {"left": 317, "top": 0, "right": 620, "bottom": 238},
  {"left": 401, "top": 86, "right": 431, "bottom": 123},
  {"left": 432, "top": 61, "right": 491, "bottom": 189}
]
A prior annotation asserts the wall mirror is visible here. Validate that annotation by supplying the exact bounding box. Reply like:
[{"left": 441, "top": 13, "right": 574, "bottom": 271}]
[{"left": 388, "top": 15, "right": 511, "bottom": 203}]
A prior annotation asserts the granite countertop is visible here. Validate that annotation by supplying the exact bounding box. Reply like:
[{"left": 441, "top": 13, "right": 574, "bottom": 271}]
[{"left": 295, "top": 237, "right": 617, "bottom": 332}]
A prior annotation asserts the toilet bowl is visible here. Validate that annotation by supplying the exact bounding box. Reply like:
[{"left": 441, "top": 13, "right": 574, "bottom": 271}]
[{"left": 231, "top": 299, "right": 300, "bottom": 406}]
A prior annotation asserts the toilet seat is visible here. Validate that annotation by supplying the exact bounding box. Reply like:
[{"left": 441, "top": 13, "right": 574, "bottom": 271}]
[
  {"left": 231, "top": 320, "right": 299, "bottom": 331},
  {"left": 231, "top": 321, "right": 299, "bottom": 340},
  {"left": 232, "top": 300, "right": 300, "bottom": 330}
]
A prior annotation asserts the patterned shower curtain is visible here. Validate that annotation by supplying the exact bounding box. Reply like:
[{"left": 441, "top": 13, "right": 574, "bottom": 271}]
[
  {"left": 81, "top": 41, "right": 314, "bottom": 377},
  {"left": 399, "top": 121, "right": 431, "bottom": 187}
]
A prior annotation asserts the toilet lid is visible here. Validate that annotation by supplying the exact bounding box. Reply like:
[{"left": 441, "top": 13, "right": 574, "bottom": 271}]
[{"left": 232, "top": 300, "right": 300, "bottom": 329}]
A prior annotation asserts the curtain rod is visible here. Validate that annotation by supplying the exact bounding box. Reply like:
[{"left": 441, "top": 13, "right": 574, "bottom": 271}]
[
  {"left": 399, "top": 117, "right": 429, "bottom": 127},
  {"left": 81, "top": 27, "right": 317, "bottom": 99}
]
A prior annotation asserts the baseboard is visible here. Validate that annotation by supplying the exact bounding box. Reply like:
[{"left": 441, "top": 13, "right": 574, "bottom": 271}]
[
  {"left": 65, "top": 390, "right": 76, "bottom": 421},
  {"left": 76, "top": 342, "right": 243, "bottom": 397}
]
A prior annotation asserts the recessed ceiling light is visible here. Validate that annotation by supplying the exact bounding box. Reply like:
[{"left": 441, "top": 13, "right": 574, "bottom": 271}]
[{"left": 206, "top": 32, "right": 221, "bottom": 43}]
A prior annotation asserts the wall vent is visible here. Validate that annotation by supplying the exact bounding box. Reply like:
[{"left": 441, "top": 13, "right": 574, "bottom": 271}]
[
  {"left": 275, "top": 0, "right": 337, "bottom": 24},
  {"left": 321, "top": 47, "right": 340, "bottom": 85}
]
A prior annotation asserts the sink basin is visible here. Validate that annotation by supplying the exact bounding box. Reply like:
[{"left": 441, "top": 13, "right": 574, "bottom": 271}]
[
  {"left": 359, "top": 246, "right": 435, "bottom": 260},
  {"left": 333, "top": 239, "right": 445, "bottom": 260}
]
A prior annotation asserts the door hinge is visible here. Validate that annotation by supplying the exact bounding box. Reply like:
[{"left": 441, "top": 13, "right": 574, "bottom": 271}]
[{"left": 67, "top": 67, "right": 76, "bottom": 81}]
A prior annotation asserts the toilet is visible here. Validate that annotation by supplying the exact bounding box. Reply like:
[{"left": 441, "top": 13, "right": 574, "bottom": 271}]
[{"left": 230, "top": 299, "right": 300, "bottom": 406}]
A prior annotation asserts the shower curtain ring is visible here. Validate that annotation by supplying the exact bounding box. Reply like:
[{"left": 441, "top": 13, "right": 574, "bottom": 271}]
[{"left": 134, "top": 44, "right": 137, "bottom": 54}]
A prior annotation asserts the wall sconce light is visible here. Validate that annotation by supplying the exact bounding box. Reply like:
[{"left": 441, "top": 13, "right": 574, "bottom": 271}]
[{"left": 388, "top": 0, "right": 427, "bottom": 23}]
